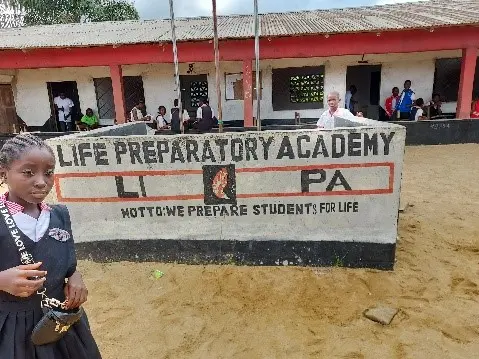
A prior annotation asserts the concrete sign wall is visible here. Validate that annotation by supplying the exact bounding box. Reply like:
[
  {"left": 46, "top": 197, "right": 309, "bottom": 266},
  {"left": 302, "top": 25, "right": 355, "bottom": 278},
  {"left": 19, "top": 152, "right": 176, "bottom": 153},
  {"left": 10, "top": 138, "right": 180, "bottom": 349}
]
[{"left": 47, "top": 121, "right": 406, "bottom": 269}]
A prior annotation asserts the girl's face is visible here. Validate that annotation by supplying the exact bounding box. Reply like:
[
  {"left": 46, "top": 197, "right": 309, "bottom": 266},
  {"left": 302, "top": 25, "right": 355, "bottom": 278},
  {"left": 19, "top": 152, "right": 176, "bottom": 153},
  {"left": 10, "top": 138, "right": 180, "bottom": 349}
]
[
  {"left": 159, "top": 107, "right": 166, "bottom": 116},
  {"left": 3, "top": 148, "right": 55, "bottom": 205},
  {"left": 86, "top": 109, "right": 93, "bottom": 116}
]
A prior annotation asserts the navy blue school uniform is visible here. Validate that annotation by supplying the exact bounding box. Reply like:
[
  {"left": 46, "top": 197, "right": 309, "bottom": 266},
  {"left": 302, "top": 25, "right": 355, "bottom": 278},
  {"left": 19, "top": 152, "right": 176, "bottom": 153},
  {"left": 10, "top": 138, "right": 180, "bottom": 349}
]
[{"left": 0, "top": 204, "right": 102, "bottom": 359}]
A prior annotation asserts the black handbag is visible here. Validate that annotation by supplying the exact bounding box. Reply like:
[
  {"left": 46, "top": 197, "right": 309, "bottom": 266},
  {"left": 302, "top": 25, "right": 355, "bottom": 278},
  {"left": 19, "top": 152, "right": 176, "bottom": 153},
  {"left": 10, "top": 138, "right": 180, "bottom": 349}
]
[
  {"left": 31, "top": 307, "right": 84, "bottom": 345},
  {"left": 0, "top": 202, "right": 83, "bottom": 345}
]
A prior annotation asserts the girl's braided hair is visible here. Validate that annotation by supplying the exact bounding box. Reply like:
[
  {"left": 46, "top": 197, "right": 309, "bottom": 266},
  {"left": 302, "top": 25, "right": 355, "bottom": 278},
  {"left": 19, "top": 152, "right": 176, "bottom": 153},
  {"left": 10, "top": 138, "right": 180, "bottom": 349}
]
[{"left": 0, "top": 133, "right": 54, "bottom": 170}]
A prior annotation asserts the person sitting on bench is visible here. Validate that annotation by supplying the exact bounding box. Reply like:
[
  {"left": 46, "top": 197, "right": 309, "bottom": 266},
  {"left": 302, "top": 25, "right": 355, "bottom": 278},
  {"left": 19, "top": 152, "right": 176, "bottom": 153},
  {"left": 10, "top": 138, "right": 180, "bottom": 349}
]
[{"left": 79, "top": 108, "right": 99, "bottom": 130}]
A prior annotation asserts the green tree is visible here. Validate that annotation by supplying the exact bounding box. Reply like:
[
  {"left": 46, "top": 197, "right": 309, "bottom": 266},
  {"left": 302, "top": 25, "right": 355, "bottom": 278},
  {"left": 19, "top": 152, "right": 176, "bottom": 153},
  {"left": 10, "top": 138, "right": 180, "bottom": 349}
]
[
  {"left": 8, "top": 0, "right": 139, "bottom": 26},
  {"left": 93, "top": 0, "right": 139, "bottom": 22}
]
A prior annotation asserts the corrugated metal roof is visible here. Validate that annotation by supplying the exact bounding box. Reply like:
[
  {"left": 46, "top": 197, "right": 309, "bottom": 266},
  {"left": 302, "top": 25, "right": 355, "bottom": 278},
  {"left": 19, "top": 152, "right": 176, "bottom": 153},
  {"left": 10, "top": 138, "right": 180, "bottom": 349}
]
[{"left": 0, "top": 0, "right": 478, "bottom": 49}]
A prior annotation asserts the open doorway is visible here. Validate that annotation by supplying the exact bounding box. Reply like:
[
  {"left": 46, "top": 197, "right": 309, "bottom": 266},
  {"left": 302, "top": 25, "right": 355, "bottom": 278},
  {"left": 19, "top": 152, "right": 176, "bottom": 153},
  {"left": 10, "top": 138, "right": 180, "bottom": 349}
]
[
  {"left": 47, "top": 81, "right": 81, "bottom": 131},
  {"left": 346, "top": 65, "right": 382, "bottom": 120},
  {"left": 180, "top": 74, "right": 208, "bottom": 119}
]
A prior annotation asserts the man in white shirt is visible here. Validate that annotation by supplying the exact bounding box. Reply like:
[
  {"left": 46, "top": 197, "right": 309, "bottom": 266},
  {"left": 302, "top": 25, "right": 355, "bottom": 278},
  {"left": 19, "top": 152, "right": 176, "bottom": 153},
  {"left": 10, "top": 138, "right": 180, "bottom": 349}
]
[
  {"left": 317, "top": 91, "right": 363, "bottom": 129},
  {"left": 53, "top": 93, "right": 74, "bottom": 132}
]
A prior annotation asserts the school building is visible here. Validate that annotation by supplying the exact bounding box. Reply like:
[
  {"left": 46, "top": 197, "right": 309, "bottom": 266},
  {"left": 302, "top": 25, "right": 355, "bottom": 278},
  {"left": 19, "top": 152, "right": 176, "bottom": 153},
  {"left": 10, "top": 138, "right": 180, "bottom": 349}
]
[{"left": 0, "top": 0, "right": 478, "bottom": 133}]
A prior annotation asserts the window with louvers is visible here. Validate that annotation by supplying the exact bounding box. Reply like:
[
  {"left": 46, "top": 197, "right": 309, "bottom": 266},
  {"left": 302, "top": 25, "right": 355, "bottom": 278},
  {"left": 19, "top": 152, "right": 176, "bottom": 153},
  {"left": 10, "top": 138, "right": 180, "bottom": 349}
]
[
  {"left": 189, "top": 81, "right": 208, "bottom": 108},
  {"left": 272, "top": 66, "right": 325, "bottom": 111}
]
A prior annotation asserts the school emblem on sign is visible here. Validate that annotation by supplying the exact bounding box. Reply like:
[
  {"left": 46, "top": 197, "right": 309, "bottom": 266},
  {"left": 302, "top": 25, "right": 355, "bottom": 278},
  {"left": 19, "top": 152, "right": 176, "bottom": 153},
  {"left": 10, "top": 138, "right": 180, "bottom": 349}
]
[{"left": 202, "top": 164, "right": 237, "bottom": 205}]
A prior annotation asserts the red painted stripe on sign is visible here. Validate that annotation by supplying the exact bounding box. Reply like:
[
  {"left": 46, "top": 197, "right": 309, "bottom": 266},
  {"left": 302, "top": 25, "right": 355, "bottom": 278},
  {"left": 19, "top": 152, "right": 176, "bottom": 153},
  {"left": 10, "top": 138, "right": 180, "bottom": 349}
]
[
  {"left": 55, "top": 169, "right": 203, "bottom": 178},
  {"left": 237, "top": 188, "right": 393, "bottom": 199},
  {"left": 56, "top": 194, "right": 205, "bottom": 203},
  {"left": 55, "top": 162, "right": 393, "bottom": 178},
  {"left": 236, "top": 162, "right": 393, "bottom": 173},
  {"left": 54, "top": 162, "right": 394, "bottom": 203}
]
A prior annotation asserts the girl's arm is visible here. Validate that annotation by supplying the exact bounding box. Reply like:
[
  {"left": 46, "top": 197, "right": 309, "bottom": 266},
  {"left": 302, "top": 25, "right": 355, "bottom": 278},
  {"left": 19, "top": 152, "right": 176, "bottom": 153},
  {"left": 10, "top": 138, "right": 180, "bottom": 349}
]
[
  {"left": 60, "top": 205, "right": 89, "bottom": 309},
  {"left": 65, "top": 271, "right": 88, "bottom": 309}
]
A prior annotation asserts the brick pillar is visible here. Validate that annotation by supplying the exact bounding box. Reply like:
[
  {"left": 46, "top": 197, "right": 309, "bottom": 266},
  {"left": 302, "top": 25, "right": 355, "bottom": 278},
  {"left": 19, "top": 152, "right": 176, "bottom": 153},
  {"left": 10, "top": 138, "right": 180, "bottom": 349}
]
[
  {"left": 456, "top": 47, "right": 477, "bottom": 119},
  {"left": 110, "top": 64, "right": 126, "bottom": 124}
]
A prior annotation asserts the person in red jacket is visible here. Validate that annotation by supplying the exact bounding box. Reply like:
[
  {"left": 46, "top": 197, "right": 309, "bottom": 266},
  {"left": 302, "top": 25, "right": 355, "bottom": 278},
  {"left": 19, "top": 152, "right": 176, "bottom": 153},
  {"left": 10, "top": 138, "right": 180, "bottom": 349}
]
[
  {"left": 471, "top": 95, "right": 479, "bottom": 118},
  {"left": 385, "top": 87, "right": 400, "bottom": 119}
]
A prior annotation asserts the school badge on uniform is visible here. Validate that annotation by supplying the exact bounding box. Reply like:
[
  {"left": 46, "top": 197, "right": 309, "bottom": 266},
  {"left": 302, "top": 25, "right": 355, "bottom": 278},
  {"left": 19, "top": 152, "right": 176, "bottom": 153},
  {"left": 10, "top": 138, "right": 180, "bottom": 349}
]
[{"left": 48, "top": 228, "right": 71, "bottom": 242}]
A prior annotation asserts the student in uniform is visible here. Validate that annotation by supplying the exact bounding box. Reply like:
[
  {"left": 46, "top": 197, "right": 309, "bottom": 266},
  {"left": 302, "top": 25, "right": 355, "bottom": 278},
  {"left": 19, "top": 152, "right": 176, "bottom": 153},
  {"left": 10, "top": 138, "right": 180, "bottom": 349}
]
[
  {"left": 170, "top": 99, "right": 190, "bottom": 133},
  {"left": 130, "top": 99, "right": 151, "bottom": 122},
  {"left": 409, "top": 98, "right": 426, "bottom": 121},
  {"left": 0, "top": 133, "right": 101, "bottom": 359},
  {"left": 427, "top": 93, "right": 442, "bottom": 118},
  {"left": 195, "top": 97, "right": 214, "bottom": 132},
  {"left": 155, "top": 106, "right": 169, "bottom": 129}
]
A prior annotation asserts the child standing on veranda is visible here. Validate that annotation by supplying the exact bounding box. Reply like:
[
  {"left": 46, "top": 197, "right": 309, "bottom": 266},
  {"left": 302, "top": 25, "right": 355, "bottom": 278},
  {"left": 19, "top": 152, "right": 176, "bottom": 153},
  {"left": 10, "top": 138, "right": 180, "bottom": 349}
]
[{"left": 0, "top": 133, "right": 101, "bottom": 358}]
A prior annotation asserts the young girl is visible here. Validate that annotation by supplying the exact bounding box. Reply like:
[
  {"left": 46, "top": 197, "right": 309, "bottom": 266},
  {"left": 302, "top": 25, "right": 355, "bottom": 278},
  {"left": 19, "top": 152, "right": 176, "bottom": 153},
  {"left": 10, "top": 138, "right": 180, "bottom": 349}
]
[
  {"left": 0, "top": 133, "right": 101, "bottom": 358},
  {"left": 409, "top": 98, "right": 426, "bottom": 121},
  {"left": 155, "top": 105, "right": 169, "bottom": 129}
]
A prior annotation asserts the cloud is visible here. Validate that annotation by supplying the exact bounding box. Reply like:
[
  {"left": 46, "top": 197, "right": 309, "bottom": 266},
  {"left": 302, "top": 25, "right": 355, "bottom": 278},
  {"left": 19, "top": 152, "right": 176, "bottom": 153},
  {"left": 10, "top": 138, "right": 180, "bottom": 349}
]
[
  {"left": 134, "top": 0, "right": 332, "bottom": 19},
  {"left": 133, "top": 0, "right": 426, "bottom": 20},
  {"left": 375, "top": 0, "right": 424, "bottom": 5}
]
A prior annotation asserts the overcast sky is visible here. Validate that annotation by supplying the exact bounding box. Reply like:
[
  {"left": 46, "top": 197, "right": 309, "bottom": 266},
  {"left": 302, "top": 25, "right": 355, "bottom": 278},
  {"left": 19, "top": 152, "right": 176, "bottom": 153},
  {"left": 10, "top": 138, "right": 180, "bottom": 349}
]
[{"left": 133, "top": 0, "right": 422, "bottom": 20}]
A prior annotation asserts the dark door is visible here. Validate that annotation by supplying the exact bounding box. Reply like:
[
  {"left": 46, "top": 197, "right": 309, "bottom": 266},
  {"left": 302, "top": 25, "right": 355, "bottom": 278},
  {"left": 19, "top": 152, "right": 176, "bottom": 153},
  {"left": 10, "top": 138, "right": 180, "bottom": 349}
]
[
  {"left": 0, "top": 85, "right": 17, "bottom": 133},
  {"left": 123, "top": 76, "right": 145, "bottom": 116},
  {"left": 93, "top": 76, "right": 145, "bottom": 121},
  {"left": 370, "top": 70, "right": 381, "bottom": 106},
  {"left": 47, "top": 81, "right": 81, "bottom": 131},
  {"left": 180, "top": 74, "right": 208, "bottom": 118}
]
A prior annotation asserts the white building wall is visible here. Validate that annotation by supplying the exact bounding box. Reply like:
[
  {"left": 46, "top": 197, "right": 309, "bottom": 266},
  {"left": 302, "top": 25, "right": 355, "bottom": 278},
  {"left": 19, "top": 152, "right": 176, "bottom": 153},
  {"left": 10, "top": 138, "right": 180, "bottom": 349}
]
[
  {"left": 14, "top": 50, "right": 461, "bottom": 127},
  {"left": 380, "top": 59, "right": 435, "bottom": 105},
  {"left": 15, "top": 66, "right": 110, "bottom": 127}
]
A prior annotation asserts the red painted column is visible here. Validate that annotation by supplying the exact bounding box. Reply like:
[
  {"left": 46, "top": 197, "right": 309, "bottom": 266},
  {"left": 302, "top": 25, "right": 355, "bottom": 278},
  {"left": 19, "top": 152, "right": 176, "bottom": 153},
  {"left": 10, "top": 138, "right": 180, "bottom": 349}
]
[
  {"left": 456, "top": 47, "right": 478, "bottom": 119},
  {"left": 110, "top": 64, "right": 126, "bottom": 124},
  {"left": 243, "top": 59, "right": 254, "bottom": 127}
]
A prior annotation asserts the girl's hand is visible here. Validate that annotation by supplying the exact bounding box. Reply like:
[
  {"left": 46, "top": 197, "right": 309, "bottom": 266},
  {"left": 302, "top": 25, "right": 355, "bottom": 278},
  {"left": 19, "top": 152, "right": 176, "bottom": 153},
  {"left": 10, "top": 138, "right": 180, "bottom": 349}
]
[
  {"left": 64, "top": 271, "right": 88, "bottom": 309},
  {"left": 0, "top": 262, "right": 47, "bottom": 297}
]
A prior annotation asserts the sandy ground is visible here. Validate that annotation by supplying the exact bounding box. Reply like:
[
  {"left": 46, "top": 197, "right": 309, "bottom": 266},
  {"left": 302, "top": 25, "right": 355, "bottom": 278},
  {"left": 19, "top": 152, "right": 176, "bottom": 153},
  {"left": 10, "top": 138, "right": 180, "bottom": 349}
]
[{"left": 77, "top": 144, "right": 479, "bottom": 359}]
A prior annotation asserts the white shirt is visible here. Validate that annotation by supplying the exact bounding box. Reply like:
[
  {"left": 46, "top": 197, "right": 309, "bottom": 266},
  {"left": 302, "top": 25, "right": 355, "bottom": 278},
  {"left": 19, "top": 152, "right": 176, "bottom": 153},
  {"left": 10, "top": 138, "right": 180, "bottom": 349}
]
[
  {"left": 317, "top": 108, "right": 357, "bottom": 129},
  {"left": 169, "top": 109, "right": 190, "bottom": 122},
  {"left": 130, "top": 107, "right": 153, "bottom": 123},
  {"left": 414, "top": 108, "right": 424, "bottom": 121},
  {"left": 1, "top": 193, "right": 51, "bottom": 242},
  {"left": 130, "top": 107, "right": 141, "bottom": 122},
  {"left": 53, "top": 97, "right": 74, "bottom": 122},
  {"left": 14, "top": 211, "right": 50, "bottom": 242},
  {"left": 196, "top": 105, "right": 215, "bottom": 120},
  {"left": 156, "top": 114, "right": 169, "bottom": 128}
]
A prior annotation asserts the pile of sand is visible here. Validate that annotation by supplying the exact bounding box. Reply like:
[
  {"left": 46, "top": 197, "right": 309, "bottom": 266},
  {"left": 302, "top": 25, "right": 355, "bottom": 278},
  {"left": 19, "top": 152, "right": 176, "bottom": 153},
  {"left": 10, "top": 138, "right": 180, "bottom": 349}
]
[{"left": 75, "top": 144, "right": 478, "bottom": 358}]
